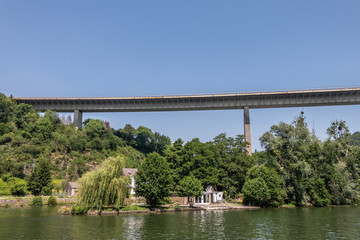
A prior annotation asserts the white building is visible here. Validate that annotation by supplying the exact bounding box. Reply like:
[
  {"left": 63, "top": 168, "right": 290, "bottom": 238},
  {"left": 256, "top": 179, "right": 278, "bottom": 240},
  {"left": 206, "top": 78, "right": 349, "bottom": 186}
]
[
  {"left": 194, "top": 186, "right": 224, "bottom": 204},
  {"left": 123, "top": 168, "right": 138, "bottom": 195}
]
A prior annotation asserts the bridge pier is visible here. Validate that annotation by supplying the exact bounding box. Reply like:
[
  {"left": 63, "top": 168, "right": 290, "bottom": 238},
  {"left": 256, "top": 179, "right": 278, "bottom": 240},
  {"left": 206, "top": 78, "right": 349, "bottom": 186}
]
[
  {"left": 243, "top": 106, "right": 252, "bottom": 155},
  {"left": 74, "top": 110, "right": 83, "bottom": 129}
]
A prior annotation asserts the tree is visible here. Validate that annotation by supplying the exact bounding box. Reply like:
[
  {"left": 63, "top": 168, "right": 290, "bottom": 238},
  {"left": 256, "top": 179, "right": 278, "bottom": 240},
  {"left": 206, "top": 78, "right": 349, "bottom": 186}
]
[
  {"left": 243, "top": 165, "right": 285, "bottom": 207},
  {"left": 28, "top": 159, "right": 52, "bottom": 196},
  {"left": 13, "top": 103, "right": 35, "bottom": 128},
  {"left": 327, "top": 120, "right": 350, "bottom": 141},
  {"left": 77, "top": 156, "right": 130, "bottom": 210},
  {"left": 304, "top": 178, "right": 331, "bottom": 207},
  {"left": 0, "top": 93, "right": 14, "bottom": 123},
  {"left": 242, "top": 177, "right": 270, "bottom": 207},
  {"left": 259, "top": 113, "right": 312, "bottom": 205},
  {"left": 349, "top": 132, "right": 360, "bottom": 146},
  {"left": 179, "top": 139, "right": 221, "bottom": 188},
  {"left": 213, "top": 133, "right": 254, "bottom": 198},
  {"left": 114, "top": 124, "right": 136, "bottom": 145},
  {"left": 178, "top": 175, "right": 203, "bottom": 205},
  {"left": 135, "top": 152, "right": 173, "bottom": 207}
]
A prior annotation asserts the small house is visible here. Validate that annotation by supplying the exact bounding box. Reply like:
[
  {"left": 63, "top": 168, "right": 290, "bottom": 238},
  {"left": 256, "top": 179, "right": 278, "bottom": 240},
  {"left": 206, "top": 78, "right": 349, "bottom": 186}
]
[
  {"left": 123, "top": 168, "right": 138, "bottom": 195},
  {"left": 65, "top": 182, "right": 79, "bottom": 196},
  {"left": 194, "top": 186, "right": 224, "bottom": 204}
]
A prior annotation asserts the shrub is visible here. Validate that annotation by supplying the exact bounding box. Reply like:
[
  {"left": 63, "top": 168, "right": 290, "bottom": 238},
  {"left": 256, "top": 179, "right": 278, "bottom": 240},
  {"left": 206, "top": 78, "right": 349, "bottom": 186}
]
[
  {"left": 0, "top": 179, "right": 10, "bottom": 196},
  {"left": 5, "top": 203, "right": 9, "bottom": 208},
  {"left": 8, "top": 177, "right": 27, "bottom": 196},
  {"left": 41, "top": 186, "right": 52, "bottom": 196},
  {"left": 47, "top": 196, "right": 57, "bottom": 206},
  {"left": 120, "top": 205, "right": 146, "bottom": 211},
  {"left": 30, "top": 196, "right": 43, "bottom": 207},
  {"left": 71, "top": 205, "right": 88, "bottom": 215},
  {"left": 242, "top": 177, "right": 270, "bottom": 207}
]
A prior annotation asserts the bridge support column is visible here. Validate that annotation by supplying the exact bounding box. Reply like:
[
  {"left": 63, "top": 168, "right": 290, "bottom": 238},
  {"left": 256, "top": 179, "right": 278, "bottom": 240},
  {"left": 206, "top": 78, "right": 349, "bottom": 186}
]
[
  {"left": 243, "top": 106, "right": 252, "bottom": 155},
  {"left": 74, "top": 110, "right": 83, "bottom": 129}
]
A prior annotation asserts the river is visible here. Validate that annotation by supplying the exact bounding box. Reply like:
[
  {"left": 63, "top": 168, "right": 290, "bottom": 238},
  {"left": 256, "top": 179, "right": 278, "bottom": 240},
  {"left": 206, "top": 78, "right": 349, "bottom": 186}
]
[{"left": 0, "top": 206, "right": 359, "bottom": 239}]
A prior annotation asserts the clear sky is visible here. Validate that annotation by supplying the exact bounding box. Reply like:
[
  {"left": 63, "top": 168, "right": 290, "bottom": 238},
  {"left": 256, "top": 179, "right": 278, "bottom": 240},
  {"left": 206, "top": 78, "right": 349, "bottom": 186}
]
[{"left": 1, "top": 1, "right": 360, "bottom": 151}]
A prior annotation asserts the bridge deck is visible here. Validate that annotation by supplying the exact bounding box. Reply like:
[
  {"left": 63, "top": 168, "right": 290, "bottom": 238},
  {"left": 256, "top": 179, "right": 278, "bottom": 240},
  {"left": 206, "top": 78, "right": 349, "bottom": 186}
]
[{"left": 14, "top": 88, "right": 360, "bottom": 112}]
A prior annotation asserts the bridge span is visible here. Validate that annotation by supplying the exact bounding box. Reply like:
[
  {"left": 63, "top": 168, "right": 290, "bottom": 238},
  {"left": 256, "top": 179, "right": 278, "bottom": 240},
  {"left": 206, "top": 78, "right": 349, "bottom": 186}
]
[{"left": 14, "top": 88, "right": 360, "bottom": 154}]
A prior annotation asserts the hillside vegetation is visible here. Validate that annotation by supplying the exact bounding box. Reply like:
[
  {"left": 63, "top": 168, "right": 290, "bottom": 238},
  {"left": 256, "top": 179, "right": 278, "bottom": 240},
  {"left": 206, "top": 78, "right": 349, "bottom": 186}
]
[{"left": 1, "top": 93, "right": 360, "bottom": 207}]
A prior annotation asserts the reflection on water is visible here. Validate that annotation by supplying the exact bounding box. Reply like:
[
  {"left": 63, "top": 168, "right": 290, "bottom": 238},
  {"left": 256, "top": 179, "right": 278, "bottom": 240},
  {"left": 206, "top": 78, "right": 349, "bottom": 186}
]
[{"left": 0, "top": 207, "right": 360, "bottom": 239}]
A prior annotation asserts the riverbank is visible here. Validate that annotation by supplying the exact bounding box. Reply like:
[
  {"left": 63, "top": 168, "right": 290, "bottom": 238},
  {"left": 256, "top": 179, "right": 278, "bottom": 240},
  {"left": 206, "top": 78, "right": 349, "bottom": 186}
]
[
  {"left": 57, "top": 202, "right": 260, "bottom": 216},
  {"left": 0, "top": 196, "right": 75, "bottom": 208}
]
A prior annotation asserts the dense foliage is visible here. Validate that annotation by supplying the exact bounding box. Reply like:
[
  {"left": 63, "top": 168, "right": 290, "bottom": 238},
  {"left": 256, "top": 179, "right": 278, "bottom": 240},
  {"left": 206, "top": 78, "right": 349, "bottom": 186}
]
[
  {"left": 1, "top": 93, "right": 360, "bottom": 208},
  {"left": 77, "top": 157, "right": 130, "bottom": 210},
  {"left": 177, "top": 175, "right": 203, "bottom": 202},
  {"left": 30, "top": 196, "right": 43, "bottom": 207},
  {"left": 0, "top": 93, "right": 149, "bottom": 195},
  {"left": 135, "top": 152, "right": 173, "bottom": 207},
  {"left": 254, "top": 113, "right": 360, "bottom": 206},
  {"left": 47, "top": 196, "right": 57, "bottom": 206}
]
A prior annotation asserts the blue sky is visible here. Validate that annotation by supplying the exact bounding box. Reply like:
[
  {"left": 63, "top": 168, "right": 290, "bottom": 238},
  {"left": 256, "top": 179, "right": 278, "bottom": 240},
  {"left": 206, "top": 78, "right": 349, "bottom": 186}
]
[{"left": 1, "top": 1, "right": 360, "bottom": 151}]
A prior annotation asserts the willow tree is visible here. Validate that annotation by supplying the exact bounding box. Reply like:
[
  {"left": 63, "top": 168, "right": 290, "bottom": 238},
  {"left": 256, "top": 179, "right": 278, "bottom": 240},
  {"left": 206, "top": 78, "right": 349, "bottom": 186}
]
[{"left": 76, "top": 156, "right": 130, "bottom": 210}]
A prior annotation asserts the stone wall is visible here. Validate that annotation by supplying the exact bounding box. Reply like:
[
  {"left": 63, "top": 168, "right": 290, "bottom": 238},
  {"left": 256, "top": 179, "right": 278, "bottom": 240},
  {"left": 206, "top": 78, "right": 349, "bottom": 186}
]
[{"left": 0, "top": 197, "right": 75, "bottom": 208}]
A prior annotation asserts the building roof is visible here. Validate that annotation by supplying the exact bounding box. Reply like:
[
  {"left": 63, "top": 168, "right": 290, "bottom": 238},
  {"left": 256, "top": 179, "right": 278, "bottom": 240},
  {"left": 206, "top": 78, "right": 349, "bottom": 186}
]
[
  {"left": 123, "top": 168, "right": 138, "bottom": 176},
  {"left": 68, "top": 182, "right": 78, "bottom": 189}
]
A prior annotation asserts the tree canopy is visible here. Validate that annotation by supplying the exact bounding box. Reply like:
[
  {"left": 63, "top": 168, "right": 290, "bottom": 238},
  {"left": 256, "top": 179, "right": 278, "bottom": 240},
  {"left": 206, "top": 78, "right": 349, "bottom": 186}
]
[
  {"left": 135, "top": 152, "right": 173, "bottom": 207},
  {"left": 77, "top": 156, "right": 130, "bottom": 210}
]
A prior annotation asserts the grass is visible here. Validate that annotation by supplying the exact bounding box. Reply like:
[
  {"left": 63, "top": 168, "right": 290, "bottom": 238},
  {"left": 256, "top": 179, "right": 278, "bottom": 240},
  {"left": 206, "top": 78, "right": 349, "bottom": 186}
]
[{"left": 120, "top": 205, "right": 147, "bottom": 211}]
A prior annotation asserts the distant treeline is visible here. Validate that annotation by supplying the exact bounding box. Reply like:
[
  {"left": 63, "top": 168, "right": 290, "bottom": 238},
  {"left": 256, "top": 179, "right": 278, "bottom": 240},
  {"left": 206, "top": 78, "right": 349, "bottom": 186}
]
[{"left": 1, "top": 93, "right": 360, "bottom": 207}]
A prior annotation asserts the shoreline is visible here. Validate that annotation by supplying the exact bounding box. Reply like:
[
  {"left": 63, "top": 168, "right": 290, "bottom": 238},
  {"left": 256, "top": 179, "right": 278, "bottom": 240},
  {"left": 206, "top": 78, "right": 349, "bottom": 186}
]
[{"left": 0, "top": 196, "right": 75, "bottom": 208}]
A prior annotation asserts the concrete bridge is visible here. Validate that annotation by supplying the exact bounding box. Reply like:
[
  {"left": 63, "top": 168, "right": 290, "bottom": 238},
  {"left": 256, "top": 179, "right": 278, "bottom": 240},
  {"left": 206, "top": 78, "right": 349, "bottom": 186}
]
[{"left": 14, "top": 88, "right": 360, "bottom": 154}]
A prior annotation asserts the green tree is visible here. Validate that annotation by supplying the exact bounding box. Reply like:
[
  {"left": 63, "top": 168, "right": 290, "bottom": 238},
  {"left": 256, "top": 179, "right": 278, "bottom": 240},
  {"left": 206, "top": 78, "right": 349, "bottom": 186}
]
[
  {"left": 0, "top": 93, "right": 14, "bottom": 123},
  {"left": 13, "top": 103, "right": 35, "bottom": 128},
  {"left": 135, "top": 152, "right": 173, "bottom": 207},
  {"left": 259, "top": 113, "right": 312, "bottom": 205},
  {"left": 213, "top": 133, "right": 254, "bottom": 198},
  {"left": 8, "top": 177, "right": 27, "bottom": 196},
  {"left": 28, "top": 159, "right": 52, "bottom": 196},
  {"left": 242, "top": 177, "right": 270, "bottom": 207},
  {"left": 244, "top": 165, "right": 285, "bottom": 207},
  {"left": 349, "top": 131, "right": 360, "bottom": 146},
  {"left": 178, "top": 175, "right": 203, "bottom": 204},
  {"left": 327, "top": 120, "right": 350, "bottom": 141},
  {"left": 180, "top": 139, "right": 221, "bottom": 188},
  {"left": 114, "top": 124, "right": 136, "bottom": 145},
  {"left": 305, "top": 178, "right": 331, "bottom": 207},
  {"left": 77, "top": 156, "right": 130, "bottom": 210}
]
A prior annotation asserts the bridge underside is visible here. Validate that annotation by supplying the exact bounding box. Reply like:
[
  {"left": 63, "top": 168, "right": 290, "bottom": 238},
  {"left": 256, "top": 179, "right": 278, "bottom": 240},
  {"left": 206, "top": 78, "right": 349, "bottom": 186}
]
[{"left": 14, "top": 88, "right": 360, "bottom": 154}]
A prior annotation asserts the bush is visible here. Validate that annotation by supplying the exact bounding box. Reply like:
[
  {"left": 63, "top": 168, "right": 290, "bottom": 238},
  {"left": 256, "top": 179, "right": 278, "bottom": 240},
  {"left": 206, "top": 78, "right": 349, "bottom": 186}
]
[
  {"left": 31, "top": 196, "right": 43, "bottom": 207},
  {"left": 242, "top": 177, "right": 270, "bottom": 207},
  {"left": 0, "top": 179, "right": 10, "bottom": 196},
  {"left": 120, "top": 205, "right": 146, "bottom": 211},
  {"left": 8, "top": 177, "right": 27, "bottom": 196},
  {"left": 41, "top": 186, "right": 52, "bottom": 196},
  {"left": 47, "top": 196, "right": 57, "bottom": 206},
  {"left": 243, "top": 165, "right": 285, "bottom": 207},
  {"left": 71, "top": 205, "right": 88, "bottom": 215}
]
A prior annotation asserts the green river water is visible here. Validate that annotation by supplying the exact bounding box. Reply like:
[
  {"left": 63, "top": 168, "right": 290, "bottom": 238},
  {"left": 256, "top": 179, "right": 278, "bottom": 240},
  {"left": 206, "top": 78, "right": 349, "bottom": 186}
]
[{"left": 0, "top": 206, "right": 359, "bottom": 239}]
